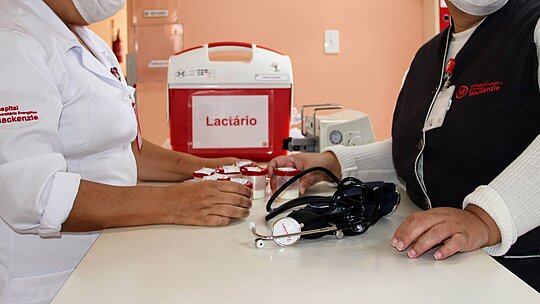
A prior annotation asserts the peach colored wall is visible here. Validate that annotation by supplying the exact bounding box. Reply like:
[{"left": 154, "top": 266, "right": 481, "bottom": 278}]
[
  {"left": 132, "top": 0, "right": 426, "bottom": 146},
  {"left": 88, "top": 6, "right": 128, "bottom": 73}
]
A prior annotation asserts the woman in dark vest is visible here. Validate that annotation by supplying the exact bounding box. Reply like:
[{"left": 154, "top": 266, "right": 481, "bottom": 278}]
[{"left": 268, "top": 0, "right": 540, "bottom": 291}]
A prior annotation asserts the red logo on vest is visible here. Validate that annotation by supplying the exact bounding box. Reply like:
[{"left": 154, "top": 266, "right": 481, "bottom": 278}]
[
  {"left": 456, "top": 86, "right": 469, "bottom": 99},
  {"left": 455, "top": 81, "right": 503, "bottom": 99}
]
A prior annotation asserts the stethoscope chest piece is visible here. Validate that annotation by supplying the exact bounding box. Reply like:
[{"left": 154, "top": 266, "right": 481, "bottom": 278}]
[{"left": 271, "top": 217, "right": 302, "bottom": 247}]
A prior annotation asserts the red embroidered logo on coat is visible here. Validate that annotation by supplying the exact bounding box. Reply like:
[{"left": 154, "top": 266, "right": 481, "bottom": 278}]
[
  {"left": 0, "top": 104, "right": 40, "bottom": 125},
  {"left": 455, "top": 81, "right": 503, "bottom": 99}
]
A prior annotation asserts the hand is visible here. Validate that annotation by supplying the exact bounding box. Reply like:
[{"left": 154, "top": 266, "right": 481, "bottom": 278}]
[
  {"left": 267, "top": 152, "right": 341, "bottom": 194},
  {"left": 165, "top": 181, "right": 252, "bottom": 226},
  {"left": 391, "top": 206, "right": 501, "bottom": 260}
]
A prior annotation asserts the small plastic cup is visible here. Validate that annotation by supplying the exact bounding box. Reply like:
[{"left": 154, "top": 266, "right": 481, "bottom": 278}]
[
  {"left": 241, "top": 167, "right": 268, "bottom": 199},
  {"left": 216, "top": 165, "right": 242, "bottom": 178},
  {"left": 202, "top": 173, "right": 231, "bottom": 181},
  {"left": 192, "top": 167, "right": 215, "bottom": 181},
  {"left": 275, "top": 167, "right": 301, "bottom": 200}
]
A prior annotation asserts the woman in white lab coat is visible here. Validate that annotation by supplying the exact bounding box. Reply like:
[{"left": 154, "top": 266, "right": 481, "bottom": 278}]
[{"left": 0, "top": 1, "right": 252, "bottom": 303}]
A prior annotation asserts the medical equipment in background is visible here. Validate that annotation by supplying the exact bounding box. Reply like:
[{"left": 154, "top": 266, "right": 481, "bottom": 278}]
[
  {"left": 167, "top": 42, "right": 293, "bottom": 161},
  {"left": 284, "top": 104, "right": 376, "bottom": 152},
  {"left": 249, "top": 167, "right": 400, "bottom": 248}
]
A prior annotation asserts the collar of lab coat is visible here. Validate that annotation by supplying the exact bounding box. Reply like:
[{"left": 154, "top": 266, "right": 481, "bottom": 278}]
[
  {"left": 74, "top": 26, "right": 127, "bottom": 89},
  {"left": 22, "top": 0, "right": 126, "bottom": 90}
]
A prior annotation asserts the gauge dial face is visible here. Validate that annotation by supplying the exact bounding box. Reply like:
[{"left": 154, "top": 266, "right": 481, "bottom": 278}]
[{"left": 329, "top": 130, "right": 343, "bottom": 145}]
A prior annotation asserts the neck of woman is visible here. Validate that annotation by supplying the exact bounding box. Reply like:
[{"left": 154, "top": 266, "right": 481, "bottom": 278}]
[{"left": 447, "top": 3, "right": 486, "bottom": 33}]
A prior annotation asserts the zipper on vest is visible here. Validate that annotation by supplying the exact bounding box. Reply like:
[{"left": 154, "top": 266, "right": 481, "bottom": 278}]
[{"left": 413, "top": 29, "right": 452, "bottom": 210}]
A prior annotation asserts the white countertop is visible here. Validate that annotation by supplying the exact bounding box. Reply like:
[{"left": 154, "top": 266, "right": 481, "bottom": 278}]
[{"left": 52, "top": 185, "right": 539, "bottom": 303}]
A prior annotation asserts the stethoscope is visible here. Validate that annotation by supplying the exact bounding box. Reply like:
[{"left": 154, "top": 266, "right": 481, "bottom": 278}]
[
  {"left": 249, "top": 166, "right": 400, "bottom": 249},
  {"left": 249, "top": 219, "right": 344, "bottom": 248}
]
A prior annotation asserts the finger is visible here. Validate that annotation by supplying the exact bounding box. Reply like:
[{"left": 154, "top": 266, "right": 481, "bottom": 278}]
[
  {"left": 392, "top": 211, "right": 444, "bottom": 251},
  {"left": 406, "top": 223, "right": 454, "bottom": 258},
  {"left": 434, "top": 234, "right": 468, "bottom": 260},
  {"left": 218, "top": 192, "right": 253, "bottom": 209},
  {"left": 209, "top": 203, "right": 251, "bottom": 219},
  {"left": 217, "top": 181, "right": 252, "bottom": 198},
  {"left": 203, "top": 215, "right": 232, "bottom": 227},
  {"left": 299, "top": 175, "right": 315, "bottom": 195}
]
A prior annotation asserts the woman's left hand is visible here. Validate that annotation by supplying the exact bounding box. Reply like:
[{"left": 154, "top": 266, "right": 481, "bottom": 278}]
[{"left": 391, "top": 205, "right": 501, "bottom": 260}]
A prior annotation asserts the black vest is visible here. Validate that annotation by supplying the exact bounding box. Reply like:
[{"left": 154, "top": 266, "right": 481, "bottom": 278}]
[{"left": 392, "top": 0, "right": 540, "bottom": 255}]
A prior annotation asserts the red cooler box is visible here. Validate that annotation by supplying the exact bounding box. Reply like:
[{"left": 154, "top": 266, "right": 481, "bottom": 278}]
[{"left": 167, "top": 42, "right": 293, "bottom": 161}]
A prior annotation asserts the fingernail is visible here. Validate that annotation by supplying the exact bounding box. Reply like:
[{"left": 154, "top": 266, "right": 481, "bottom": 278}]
[
  {"left": 396, "top": 241, "right": 405, "bottom": 251},
  {"left": 434, "top": 251, "right": 443, "bottom": 260},
  {"left": 407, "top": 249, "right": 417, "bottom": 258},
  {"left": 391, "top": 238, "right": 398, "bottom": 247}
]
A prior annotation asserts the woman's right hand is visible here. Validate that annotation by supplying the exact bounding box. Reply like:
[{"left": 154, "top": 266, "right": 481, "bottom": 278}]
[
  {"left": 267, "top": 152, "right": 341, "bottom": 194},
  {"left": 165, "top": 181, "right": 253, "bottom": 227}
]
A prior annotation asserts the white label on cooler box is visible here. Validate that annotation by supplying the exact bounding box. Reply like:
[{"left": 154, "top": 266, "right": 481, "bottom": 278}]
[{"left": 192, "top": 95, "right": 269, "bottom": 149}]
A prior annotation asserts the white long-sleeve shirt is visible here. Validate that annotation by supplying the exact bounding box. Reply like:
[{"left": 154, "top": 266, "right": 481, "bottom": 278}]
[{"left": 325, "top": 18, "right": 540, "bottom": 257}]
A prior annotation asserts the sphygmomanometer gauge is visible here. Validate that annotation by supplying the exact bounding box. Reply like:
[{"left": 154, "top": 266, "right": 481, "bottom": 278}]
[{"left": 329, "top": 130, "right": 343, "bottom": 145}]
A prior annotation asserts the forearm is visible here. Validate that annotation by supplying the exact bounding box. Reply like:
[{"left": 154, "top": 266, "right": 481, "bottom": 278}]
[
  {"left": 323, "top": 139, "right": 399, "bottom": 183},
  {"left": 133, "top": 139, "right": 200, "bottom": 182},
  {"left": 62, "top": 180, "right": 169, "bottom": 232},
  {"left": 133, "top": 139, "right": 240, "bottom": 182}
]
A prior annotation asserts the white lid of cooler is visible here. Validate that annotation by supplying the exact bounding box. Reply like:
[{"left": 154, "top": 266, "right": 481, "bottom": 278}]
[{"left": 168, "top": 42, "right": 293, "bottom": 87}]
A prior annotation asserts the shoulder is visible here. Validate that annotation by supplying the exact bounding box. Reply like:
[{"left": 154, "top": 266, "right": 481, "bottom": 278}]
[
  {"left": 0, "top": 0, "right": 22, "bottom": 30},
  {"left": 0, "top": 28, "right": 47, "bottom": 66},
  {"left": 0, "top": 2, "right": 49, "bottom": 58},
  {"left": 408, "top": 30, "right": 448, "bottom": 69}
]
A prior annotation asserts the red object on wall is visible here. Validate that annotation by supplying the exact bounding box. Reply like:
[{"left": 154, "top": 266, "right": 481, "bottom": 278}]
[
  {"left": 440, "top": 1, "right": 451, "bottom": 31},
  {"left": 112, "top": 29, "right": 123, "bottom": 63}
]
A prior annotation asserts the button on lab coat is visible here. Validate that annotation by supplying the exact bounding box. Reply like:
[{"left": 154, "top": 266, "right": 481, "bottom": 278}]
[{"left": 0, "top": 0, "right": 138, "bottom": 303}]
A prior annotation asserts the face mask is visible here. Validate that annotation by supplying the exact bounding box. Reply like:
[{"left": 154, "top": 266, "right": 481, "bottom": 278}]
[
  {"left": 72, "top": 0, "right": 126, "bottom": 24},
  {"left": 449, "top": 0, "right": 508, "bottom": 16}
]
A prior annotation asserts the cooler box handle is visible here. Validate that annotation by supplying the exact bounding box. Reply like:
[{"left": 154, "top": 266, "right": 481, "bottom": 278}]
[{"left": 174, "top": 41, "right": 285, "bottom": 65}]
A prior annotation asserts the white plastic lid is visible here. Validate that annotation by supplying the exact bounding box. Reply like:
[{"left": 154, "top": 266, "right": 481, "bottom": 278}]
[
  {"left": 231, "top": 178, "right": 253, "bottom": 189},
  {"left": 203, "top": 174, "right": 231, "bottom": 181},
  {"left": 217, "top": 166, "right": 241, "bottom": 175},
  {"left": 193, "top": 167, "right": 215, "bottom": 178},
  {"left": 241, "top": 166, "right": 268, "bottom": 176}
]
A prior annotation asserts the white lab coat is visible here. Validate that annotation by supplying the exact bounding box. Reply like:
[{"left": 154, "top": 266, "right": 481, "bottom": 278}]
[{"left": 0, "top": 0, "right": 138, "bottom": 303}]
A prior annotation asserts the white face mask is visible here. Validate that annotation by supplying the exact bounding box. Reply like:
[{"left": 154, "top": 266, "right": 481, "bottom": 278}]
[
  {"left": 72, "top": 0, "right": 126, "bottom": 24},
  {"left": 449, "top": 0, "right": 508, "bottom": 16}
]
